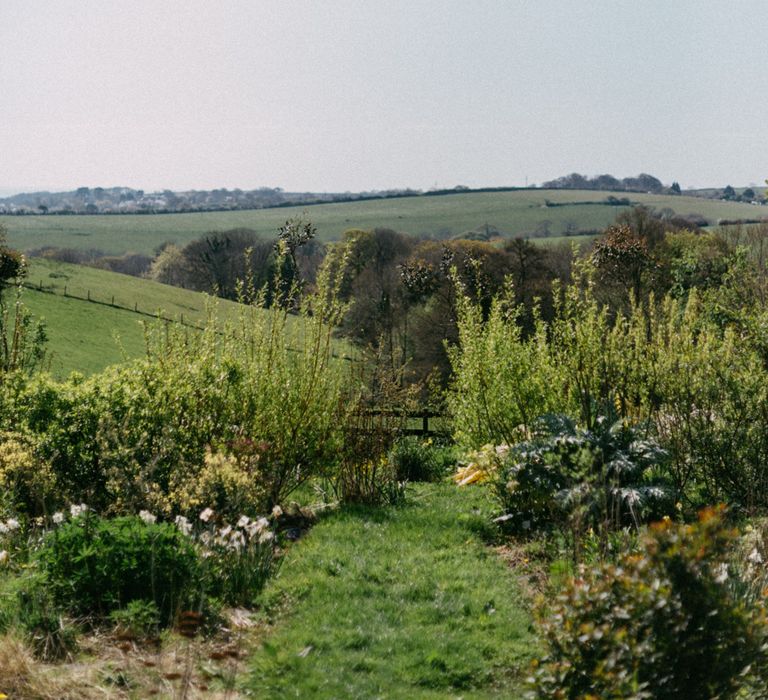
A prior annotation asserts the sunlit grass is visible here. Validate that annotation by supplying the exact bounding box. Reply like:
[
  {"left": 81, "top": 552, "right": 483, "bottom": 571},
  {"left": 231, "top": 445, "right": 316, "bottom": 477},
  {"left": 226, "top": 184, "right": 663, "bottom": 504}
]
[{"left": 249, "top": 483, "right": 536, "bottom": 698}]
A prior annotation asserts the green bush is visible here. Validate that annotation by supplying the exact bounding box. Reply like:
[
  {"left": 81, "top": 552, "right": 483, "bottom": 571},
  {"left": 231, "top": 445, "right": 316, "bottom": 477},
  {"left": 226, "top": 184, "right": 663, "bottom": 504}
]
[
  {"left": 495, "top": 413, "right": 670, "bottom": 539},
  {"left": 37, "top": 514, "right": 200, "bottom": 624},
  {"left": 389, "top": 436, "right": 453, "bottom": 483},
  {"left": 9, "top": 244, "right": 354, "bottom": 516},
  {"left": 529, "top": 507, "right": 768, "bottom": 699}
]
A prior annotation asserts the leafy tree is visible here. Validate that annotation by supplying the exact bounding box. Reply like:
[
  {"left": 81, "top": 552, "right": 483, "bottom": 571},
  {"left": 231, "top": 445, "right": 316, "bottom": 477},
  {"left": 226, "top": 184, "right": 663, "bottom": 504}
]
[{"left": 591, "top": 224, "right": 654, "bottom": 304}]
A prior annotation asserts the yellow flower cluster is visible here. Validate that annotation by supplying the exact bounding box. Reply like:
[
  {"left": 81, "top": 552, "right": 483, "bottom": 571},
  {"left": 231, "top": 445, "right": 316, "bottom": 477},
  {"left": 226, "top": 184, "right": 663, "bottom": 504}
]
[
  {"left": 0, "top": 431, "right": 55, "bottom": 514},
  {"left": 169, "top": 447, "right": 265, "bottom": 517},
  {"left": 453, "top": 443, "right": 509, "bottom": 486}
]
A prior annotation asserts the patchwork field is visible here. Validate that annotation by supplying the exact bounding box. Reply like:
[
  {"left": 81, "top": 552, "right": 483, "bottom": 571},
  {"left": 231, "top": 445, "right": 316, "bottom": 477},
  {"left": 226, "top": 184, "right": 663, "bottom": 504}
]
[{"left": 3, "top": 190, "right": 764, "bottom": 256}]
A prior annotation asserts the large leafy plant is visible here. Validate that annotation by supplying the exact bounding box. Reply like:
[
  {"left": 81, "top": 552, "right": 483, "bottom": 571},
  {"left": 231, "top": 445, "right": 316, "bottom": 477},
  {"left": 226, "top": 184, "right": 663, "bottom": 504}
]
[{"left": 495, "top": 412, "right": 671, "bottom": 538}]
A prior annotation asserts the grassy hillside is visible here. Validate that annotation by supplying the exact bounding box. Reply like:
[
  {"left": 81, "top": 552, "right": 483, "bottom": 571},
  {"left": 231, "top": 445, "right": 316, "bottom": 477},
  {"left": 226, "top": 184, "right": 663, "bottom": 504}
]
[
  {"left": 18, "top": 259, "right": 246, "bottom": 376},
  {"left": 4, "top": 190, "right": 765, "bottom": 255},
  {"left": 17, "top": 258, "right": 340, "bottom": 377}
]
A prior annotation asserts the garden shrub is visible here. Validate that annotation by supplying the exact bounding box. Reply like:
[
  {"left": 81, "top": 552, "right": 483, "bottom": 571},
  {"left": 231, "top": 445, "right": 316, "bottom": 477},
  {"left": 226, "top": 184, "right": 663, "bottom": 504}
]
[
  {"left": 448, "top": 256, "right": 768, "bottom": 513},
  {"left": 9, "top": 244, "right": 354, "bottom": 516},
  {"left": 389, "top": 436, "right": 452, "bottom": 482},
  {"left": 495, "top": 413, "right": 670, "bottom": 538},
  {"left": 0, "top": 431, "right": 56, "bottom": 516},
  {"left": 446, "top": 278, "right": 561, "bottom": 448},
  {"left": 529, "top": 507, "right": 768, "bottom": 699},
  {"left": 168, "top": 444, "right": 266, "bottom": 520},
  {"left": 37, "top": 514, "right": 200, "bottom": 624}
]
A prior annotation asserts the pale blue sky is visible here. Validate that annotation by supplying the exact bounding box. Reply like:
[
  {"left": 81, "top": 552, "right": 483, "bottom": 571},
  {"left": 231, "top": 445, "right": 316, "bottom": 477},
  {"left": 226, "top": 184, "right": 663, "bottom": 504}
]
[{"left": 1, "top": 0, "right": 766, "bottom": 194}]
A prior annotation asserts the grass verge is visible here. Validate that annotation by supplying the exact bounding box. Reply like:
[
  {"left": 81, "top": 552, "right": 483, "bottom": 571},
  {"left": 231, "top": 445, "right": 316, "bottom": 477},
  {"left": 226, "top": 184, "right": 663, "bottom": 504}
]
[{"left": 249, "top": 482, "right": 536, "bottom": 698}]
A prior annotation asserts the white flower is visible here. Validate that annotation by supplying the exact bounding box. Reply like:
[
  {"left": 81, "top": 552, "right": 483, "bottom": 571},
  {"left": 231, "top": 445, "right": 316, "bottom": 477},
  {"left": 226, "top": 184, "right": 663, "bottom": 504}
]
[
  {"left": 70, "top": 503, "right": 88, "bottom": 518},
  {"left": 6, "top": 519, "right": 20, "bottom": 531},
  {"left": 0, "top": 522, "right": 7, "bottom": 534},
  {"left": 52, "top": 512, "right": 65, "bottom": 524},
  {"left": 255, "top": 517, "right": 269, "bottom": 533},
  {"left": 237, "top": 515, "right": 250, "bottom": 528},
  {"left": 259, "top": 531, "right": 275, "bottom": 544},
  {"left": 748, "top": 548, "right": 764, "bottom": 565},
  {"left": 219, "top": 525, "right": 232, "bottom": 538},
  {"left": 139, "top": 510, "right": 156, "bottom": 525},
  {"left": 175, "top": 515, "right": 192, "bottom": 536},
  {"left": 272, "top": 505, "right": 283, "bottom": 519},
  {"left": 229, "top": 531, "right": 246, "bottom": 551},
  {"left": 715, "top": 563, "right": 729, "bottom": 584},
  {"left": 0, "top": 550, "right": 8, "bottom": 565},
  {"left": 199, "top": 508, "right": 214, "bottom": 523}
]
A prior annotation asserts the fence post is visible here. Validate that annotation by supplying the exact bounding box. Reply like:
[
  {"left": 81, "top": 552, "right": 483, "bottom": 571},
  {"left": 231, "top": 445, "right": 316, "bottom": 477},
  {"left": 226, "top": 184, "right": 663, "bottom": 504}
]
[
  {"left": 422, "top": 413, "right": 429, "bottom": 435},
  {"left": 87, "top": 289, "right": 90, "bottom": 301},
  {"left": 64, "top": 285, "right": 67, "bottom": 296},
  {"left": 111, "top": 295, "right": 115, "bottom": 306},
  {"left": 134, "top": 301, "right": 138, "bottom": 312}
]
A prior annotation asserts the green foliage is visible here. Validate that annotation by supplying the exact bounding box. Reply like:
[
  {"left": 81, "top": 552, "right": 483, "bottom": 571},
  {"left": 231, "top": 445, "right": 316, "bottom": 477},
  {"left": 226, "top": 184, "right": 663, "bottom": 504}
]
[
  {"left": 108, "top": 599, "right": 160, "bottom": 639},
  {"left": 37, "top": 514, "right": 200, "bottom": 623},
  {"left": 9, "top": 244, "right": 353, "bottom": 515},
  {"left": 529, "top": 507, "right": 768, "bottom": 699},
  {"left": 17, "top": 577, "right": 79, "bottom": 661},
  {"left": 389, "top": 436, "right": 455, "bottom": 482},
  {"left": 448, "top": 257, "right": 768, "bottom": 512},
  {"left": 495, "top": 413, "right": 670, "bottom": 539},
  {"left": 447, "top": 278, "right": 561, "bottom": 448}
]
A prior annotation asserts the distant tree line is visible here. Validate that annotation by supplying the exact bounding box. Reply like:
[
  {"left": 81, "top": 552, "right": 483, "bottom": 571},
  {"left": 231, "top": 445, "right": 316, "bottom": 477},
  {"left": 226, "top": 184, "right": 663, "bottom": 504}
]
[{"left": 541, "top": 172, "right": 670, "bottom": 194}]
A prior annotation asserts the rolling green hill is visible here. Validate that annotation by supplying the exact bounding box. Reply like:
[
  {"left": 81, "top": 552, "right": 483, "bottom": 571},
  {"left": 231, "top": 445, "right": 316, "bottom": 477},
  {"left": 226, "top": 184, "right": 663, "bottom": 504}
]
[
  {"left": 17, "top": 259, "right": 244, "bottom": 376},
  {"left": 4, "top": 190, "right": 765, "bottom": 256},
  {"left": 17, "top": 259, "right": 339, "bottom": 378}
]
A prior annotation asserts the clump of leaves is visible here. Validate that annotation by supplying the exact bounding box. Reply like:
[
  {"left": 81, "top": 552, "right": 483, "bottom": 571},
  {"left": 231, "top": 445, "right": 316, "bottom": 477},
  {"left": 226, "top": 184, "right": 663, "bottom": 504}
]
[
  {"left": 37, "top": 513, "right": 200, "bottom": 625},
  {"left": 529, "top": 506, "right": 768, "bottom": 699},
  {"left": 389, "top": 436, "right": 453, "bottom": 483},
  {"left": 495, "top": 412, "right": 671, "bottom": 539}
]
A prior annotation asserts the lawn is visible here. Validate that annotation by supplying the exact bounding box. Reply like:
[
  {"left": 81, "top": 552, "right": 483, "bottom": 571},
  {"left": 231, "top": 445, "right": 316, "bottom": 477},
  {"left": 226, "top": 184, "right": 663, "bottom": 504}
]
[{"left": 248, "top": 483, "right": 536, "bottom": 698}]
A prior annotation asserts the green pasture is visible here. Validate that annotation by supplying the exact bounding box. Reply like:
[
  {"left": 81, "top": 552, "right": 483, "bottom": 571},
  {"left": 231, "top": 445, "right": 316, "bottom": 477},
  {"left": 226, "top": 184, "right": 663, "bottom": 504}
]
[
  {"left": 18, "top": 259, "right": 344, "bottom": 377},
  {"left": 4, "top": 190, "right": 764, "bottom": 256}
]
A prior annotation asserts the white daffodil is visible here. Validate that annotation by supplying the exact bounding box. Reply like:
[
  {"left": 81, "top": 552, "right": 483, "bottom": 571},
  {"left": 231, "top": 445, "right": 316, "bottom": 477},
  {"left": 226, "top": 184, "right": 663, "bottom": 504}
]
[
  {"left": 175, "top": 515, "right": 192, "bottom": 536},
  {"left": 139, "top": 510, "right": 156, "bottom": 525}
]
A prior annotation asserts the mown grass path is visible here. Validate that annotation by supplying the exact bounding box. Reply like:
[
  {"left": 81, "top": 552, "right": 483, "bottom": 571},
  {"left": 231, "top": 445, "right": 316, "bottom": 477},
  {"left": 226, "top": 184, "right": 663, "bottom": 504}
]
[{"left": 248, "top": 483, "right": 536, "bottom": 698}]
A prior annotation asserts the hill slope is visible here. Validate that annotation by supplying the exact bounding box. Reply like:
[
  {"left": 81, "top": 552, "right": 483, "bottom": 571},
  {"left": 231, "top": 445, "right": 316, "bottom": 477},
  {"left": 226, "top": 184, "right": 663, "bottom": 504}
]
[
  {"left": 4, "top": 190, "right": 765, "bottom": 256},
  {"left": 18, "top": 259, "right": 247, "bottom": 376}
]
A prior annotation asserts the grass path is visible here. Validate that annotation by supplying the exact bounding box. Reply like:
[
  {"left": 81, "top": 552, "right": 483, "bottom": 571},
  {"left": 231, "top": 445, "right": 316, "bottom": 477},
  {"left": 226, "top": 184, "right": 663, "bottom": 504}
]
[{"left": 248, "top": 483, "right": 536, "bottom": 698}]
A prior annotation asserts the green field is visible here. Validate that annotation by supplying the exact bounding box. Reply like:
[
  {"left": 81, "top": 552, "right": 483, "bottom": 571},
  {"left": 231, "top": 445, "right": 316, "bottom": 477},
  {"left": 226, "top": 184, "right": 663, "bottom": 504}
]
[
  {"left": 18, "top": 258, "right": 246, "bottom": 376},
  {"left": 18, "top": 258, "right": 352, "bottom": 378},
  {"left": 4, "top": 190, "right": 765, "bottom": 256}
]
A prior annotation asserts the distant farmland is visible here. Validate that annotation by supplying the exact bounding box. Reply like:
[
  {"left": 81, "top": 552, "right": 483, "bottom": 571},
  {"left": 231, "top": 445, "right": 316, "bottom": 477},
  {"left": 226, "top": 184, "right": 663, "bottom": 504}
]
[{"left": 3, "top": 190, "right": 765, "bottom": 256}]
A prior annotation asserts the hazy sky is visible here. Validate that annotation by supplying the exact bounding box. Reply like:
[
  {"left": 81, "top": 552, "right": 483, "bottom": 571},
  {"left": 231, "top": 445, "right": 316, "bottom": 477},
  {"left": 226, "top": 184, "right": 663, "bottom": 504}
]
[{"left": 1, "top": 1, "right": 766, "bottom": 194}]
